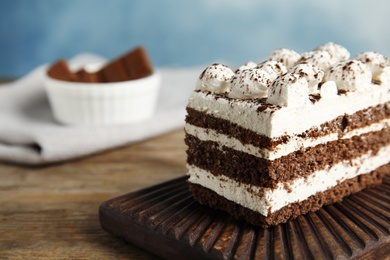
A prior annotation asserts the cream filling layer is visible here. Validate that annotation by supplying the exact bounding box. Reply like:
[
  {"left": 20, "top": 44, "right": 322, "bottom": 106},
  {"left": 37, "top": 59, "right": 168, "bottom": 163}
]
[
  {"left": 187, "top": 144, "right": 390, "bottom": 217},
  {"left": 185, "top": 118, "right": 390, "bottom": 160},
  {"left": 187, "top": 86, "right": 390, "bottom": 138}
]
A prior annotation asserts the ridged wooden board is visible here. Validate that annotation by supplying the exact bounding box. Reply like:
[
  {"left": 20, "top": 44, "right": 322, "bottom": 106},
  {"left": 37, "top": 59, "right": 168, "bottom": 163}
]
[{"left": 99, "top": 174, "right": 390, "bottom": 259}]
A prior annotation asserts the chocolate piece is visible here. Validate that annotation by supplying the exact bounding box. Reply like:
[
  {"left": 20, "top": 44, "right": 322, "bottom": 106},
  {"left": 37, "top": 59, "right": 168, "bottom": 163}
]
[
  {"left": 47, "top": 59, "right": 76, "bottom": 81},
  {"left": 47, "top": 46, "right": 154, "bottom": 83},
  {"left": 99, "top": 174, "right": 390, "bottom": 259},
  {"left": 99, "top": 59, "right": 129, "bottom": 82},
  {"left": 97, "top": 46, "right": 153, "bottom": 82},
  {"left": 122, "top": 46, "right": 153, "bottom": 80},
  {"left": 74, "top": 69, "right": 103, "bottom": 83}
]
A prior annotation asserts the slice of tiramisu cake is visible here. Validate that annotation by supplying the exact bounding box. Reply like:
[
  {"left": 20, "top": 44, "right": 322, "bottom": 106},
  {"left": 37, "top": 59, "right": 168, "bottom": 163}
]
[{"left": 185, "top": 42, "right": 390, "bottom": 227}]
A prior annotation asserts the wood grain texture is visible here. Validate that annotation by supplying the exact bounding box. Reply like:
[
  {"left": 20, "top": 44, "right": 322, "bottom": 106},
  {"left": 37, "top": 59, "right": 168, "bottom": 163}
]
[
  {"left": 0, "top": 129, "right": 187, "bottom": 259},
  {"left": 100, "top": 175, "right": 390, "bottom": 260}
]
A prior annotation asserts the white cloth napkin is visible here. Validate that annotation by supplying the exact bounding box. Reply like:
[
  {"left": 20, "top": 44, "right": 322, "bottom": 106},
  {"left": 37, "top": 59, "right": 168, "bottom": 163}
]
[{"left": 0, "top": 54, "right": 200, "bottom": 165}]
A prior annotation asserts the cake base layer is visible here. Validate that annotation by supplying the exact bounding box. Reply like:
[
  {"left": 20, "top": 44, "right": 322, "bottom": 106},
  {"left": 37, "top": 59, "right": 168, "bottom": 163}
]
[
  {"left": 189, "top": 163, "right": 389, "bottom": 227},
  {"left": 186, "top": 128, "right": 390, "bottom": 188}
]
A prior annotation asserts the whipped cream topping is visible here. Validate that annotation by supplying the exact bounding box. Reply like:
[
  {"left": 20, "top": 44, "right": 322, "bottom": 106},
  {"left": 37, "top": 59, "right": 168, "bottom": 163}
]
[
  {"left": 268, "top": 48, "right": 301, "bottom": 69},
  {"left": 256, "top": 61, "right": 288, "bottom": 81},
  {"left": 325, "top": 60, "right": 372, "bottom": 92},
  {"left": 299, "top": 50, "right": 338, "bottom": 71},
  {"left": 315, "top": 42, "right": 350, "bottom": 62},
  {"left": 376, "top": 67, "right": 390, "bottom": 85},
  {"left": 319, "top": 81, "right": 338, "bottom": 99},
  {"left": 195, "top": 63, "right": 234, "bottom": 93},
  {"left": 229, "top": 69, "right": 272, "bottom": 99},
  {"left": 354, "top": 51, "right": 390, "bottom": 83},
  {"left": 194, "top": 43, "right": 389, "bottom": 104},
  {"left": 289, "top": 63, "right": 324, "bottom": 94},
  {"left": 267, "top": 73, "right": 309, "bottom": 107},
  {"left": 235, "top": 61, "right": 257, "bottom": 73}
]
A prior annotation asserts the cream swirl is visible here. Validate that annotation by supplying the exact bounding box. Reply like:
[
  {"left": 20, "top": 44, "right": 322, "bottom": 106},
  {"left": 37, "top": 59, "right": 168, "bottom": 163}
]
[
  {"left": 324, "top": 60, "right": 372, "bottom": 92},
  {"left": 256, "top": 60, "right": 288, "bottom": 80},
  {"left": 299, "top": 50, "right": 338, "bottom": 71},
  {"left": 354, "top": 51, "right": 390, "bottom": 84},
  {"left": 268, "top": 48, "right": 301, "bottom": 69},
  {"left": 315, "top": 42, "right": 350, "bottom": 62},
  {"left": 267, "top": 73, "right": 309, "bottom": 107},
  {"left": 235, "top": 61, "right": 258, "bottom": 74},
  {"left": 289, "top": 63, "right": 324, "bottom": 94},
  {"left": 229, "top": 69, "right": 272, "bottom": 99},
  {"left": 196, "top": 63, "right": 234, "bottom": 93}
]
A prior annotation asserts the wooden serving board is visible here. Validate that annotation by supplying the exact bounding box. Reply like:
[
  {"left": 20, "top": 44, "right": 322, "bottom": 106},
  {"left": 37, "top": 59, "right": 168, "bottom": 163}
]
[{"left": 99, "top": 175, "right": 390, "bottom": 259}]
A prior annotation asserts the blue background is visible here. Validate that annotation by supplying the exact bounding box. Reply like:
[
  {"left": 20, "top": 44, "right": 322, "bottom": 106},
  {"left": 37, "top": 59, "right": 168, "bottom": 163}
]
[{"left": 1, "top": 0, "right": 390, "bottom": 77}]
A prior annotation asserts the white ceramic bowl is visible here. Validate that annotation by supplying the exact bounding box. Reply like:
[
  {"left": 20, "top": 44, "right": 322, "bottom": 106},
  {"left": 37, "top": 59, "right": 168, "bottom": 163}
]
[{"left": 44, "top": 66, "right": 161, "bottom": 126}]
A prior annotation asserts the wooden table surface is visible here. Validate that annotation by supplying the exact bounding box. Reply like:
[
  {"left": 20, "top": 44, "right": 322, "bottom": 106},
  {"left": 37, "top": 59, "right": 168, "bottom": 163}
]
[{"left": 0, "top": 129, "right": 187, "bottom": 259}]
